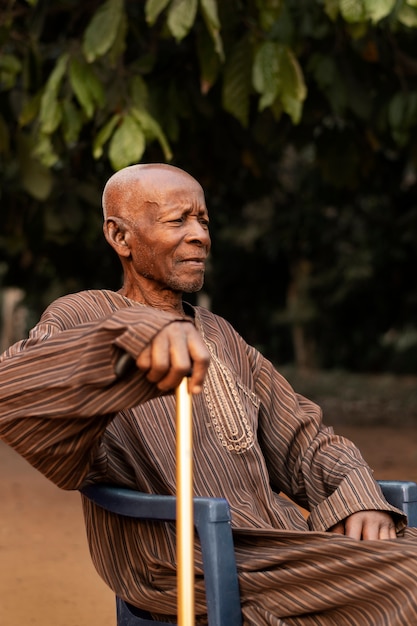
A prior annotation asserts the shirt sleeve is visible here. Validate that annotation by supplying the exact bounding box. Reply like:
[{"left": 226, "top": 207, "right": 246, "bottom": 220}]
[
  {"left": 253, "top": 355, "right": 408, "bottom": 533},
  {"left": 0, "top": 304, "right": 184, "bottom": 489}
]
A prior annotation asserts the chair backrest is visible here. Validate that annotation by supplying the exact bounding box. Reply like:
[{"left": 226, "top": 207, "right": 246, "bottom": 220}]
[
  {"left": 81, "top": 485, "right": 242, "bottom": 626},
  {"left": 81, "top": 479, "right": 417, "bottom": 625}
]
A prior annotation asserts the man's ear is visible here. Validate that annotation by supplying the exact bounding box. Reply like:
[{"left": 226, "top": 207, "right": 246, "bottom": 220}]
[{"left": 103, "top": 217, "right": 131, "bottom": 258}]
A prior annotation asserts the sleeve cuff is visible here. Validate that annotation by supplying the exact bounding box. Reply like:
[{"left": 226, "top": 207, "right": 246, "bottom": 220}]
[{"left": 308, "top": 467, "right": 408, "bottom": 533}]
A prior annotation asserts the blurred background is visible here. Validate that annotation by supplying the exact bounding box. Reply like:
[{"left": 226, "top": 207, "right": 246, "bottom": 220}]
[
  {"left": 1, "top": 1, "right": 417, "bottom": 624},
  {"left": 3, "top": 0, "right": 417, "bottom": 375}
]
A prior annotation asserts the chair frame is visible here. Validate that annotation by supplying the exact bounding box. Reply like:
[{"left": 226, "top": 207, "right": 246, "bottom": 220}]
[
  {"left": 81, "top": 479, "right": 417, "bottom": 626},
  {"left": 81, "top": 485, "right": 242, "bottom": 626}
]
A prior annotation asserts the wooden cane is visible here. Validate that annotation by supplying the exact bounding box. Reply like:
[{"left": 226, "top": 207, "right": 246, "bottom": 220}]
[{"left": 176, "top": 377, "right": 195, "bottom": 626}]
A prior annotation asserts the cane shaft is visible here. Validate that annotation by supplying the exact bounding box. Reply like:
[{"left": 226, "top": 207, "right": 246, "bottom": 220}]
[{"left": 176, "top": 377, "right": 195, "bottom": 626}]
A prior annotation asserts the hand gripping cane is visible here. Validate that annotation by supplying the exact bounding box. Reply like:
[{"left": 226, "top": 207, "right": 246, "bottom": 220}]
[{"left": 176, "top": 377, "right": 195, "bottom": 626}]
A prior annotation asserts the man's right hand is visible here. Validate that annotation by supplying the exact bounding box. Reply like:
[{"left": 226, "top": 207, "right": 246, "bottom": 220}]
[{"left": 135, "top": 321, "right": 210, "bottom": 394}]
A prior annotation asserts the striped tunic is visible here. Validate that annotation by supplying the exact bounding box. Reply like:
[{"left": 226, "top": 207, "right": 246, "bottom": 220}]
[{"left": 0, "top": 289, "right": 416, "bottom": 625}]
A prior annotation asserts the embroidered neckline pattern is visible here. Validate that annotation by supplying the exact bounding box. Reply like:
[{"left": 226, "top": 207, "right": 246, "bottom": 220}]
[{"left": 195, "top": 312, "right": 256, "bottom": 454}]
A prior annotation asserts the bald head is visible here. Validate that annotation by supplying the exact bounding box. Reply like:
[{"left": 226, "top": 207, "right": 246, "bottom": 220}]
[
  {"left": 101, "top": 162, "right": 210, "bottom": 303},
  {"left": 102, "top": 163, "right": 201, "bottom": 221}
]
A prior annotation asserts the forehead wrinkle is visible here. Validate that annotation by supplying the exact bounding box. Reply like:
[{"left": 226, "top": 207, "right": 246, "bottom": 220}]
[{"left": 102, "top": 163, "right": 203, "bottom": 220}]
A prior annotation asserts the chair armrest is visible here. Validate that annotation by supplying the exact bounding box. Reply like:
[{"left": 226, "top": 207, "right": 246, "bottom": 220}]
[
  {"left": 80, "top": 485, "right": 242, "bottom": 626},
  {"left": 81, "top": 484, "right": 178, "bottom": 519},
  {"left": 377, "top": 480, "right": 417, "bottom": 527}
]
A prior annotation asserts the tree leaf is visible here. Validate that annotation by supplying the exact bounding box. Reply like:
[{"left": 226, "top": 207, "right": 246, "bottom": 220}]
[
  {"left": 18, "top": 91, "right": 42, "bottom": 127},
  {"left": 253, "top": 43, "right": 306, "bottom": 121},
  {"left": 86, "top": 65, "right": 105, "bottom": 108},
  {"left": 276, "top": 47, "right": 306, "bottom": 122},
  {"left": 62, "top": 100, "right": 83, "bottom": 145},
  {"left": 0, "top": 54, "right": 22, "bottom": 89},
  {"left": 253, "top": 41, "right": 282, "bottom": 110},
  {"left": 222, "top": 36, "right": 252, "bottom": 126},
  {"left": 107, "top": 11, "right": 128, "bottom": 67},
  {"left": 131, "top": 107, "right": 173, "bottom": 160},
  {"left": 167, "top": 0, "right": 198, "bottom": 42},
  {"left": 93, "top": 114, "right": 121, "bottom": 159},
  {"left": 200, "top": 0, "right": 224, "bottom": 60},
  {"left": 83, "top": 0, "right": 124, "bottom": 63},
  {"left": 364, "top": 0, "right": 396, "bottom": 22},
  {"left": 44, "top": 53, "right": 69, "bottom": 92},
  {"left": 281, "top": 92, "right": 303, "bottom": 125},
  {"left": 255, "top": 0, "right": 284, "bottom": 31},
  {"left": 199, "top": 0, "right": 220, "bottom": 34},
  {"left": 18, "top": 133, "right": 53, "bottom": 200},
  {"left": 69, "top": 58, "right": 94, "bottom": 119},
  {"left": 397, "top": 5, "right": 417, "bottom": 27},
  {"left": 270, "top": 97, "right": 283, "bottom": 121},
  {"left": 196, "top": 25, "right": 221, "bottom": 93},
  {"left": 32, "top": 133, "right": 59, "bottom": 168},
  {"left": 145, "top": 0, "right": 171, "bottom": 25},
  {"left": 108, "top": 115, "right": 146, "bottom": 170},
  {"left": 388, "top": 91, "right": 417, "bottom": 143},
  {"left": 340, "top": 0, "right": 366, "bottom": 22},
  {"left": 38, "top": 53, "right": 68, "bottom": 134},
  {"left": 39, "top": 93, "right": 62, "bottom": 134},
  {"left": 323, "top": 0, "right": 340, "bottom": 20},
  {"left": 129, "top": 75, "right": 149, "bottom": 109},
  {"left": 388, "top": 92, "right": 407, "bottom": 130},
  {"left": 308, "top": 53, "right": 346, "bottom": 114},
  {"left": 69, "top": 58, "right": 104, "bottom": 119}
]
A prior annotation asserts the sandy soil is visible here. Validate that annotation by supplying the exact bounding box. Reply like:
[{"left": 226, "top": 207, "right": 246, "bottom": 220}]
[
  {"left": 0, "top": 425, "right": 416, "bottom": 626},
  {"left": 0, "top": 442, "right": 114, "bottom": 626}
]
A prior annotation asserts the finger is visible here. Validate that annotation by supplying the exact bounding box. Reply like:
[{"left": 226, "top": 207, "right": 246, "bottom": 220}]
[
  {"left": 153, "top": 322, "right": 209, "bottom": 394},
  {"left": 328, "top": 521, "right": 345, "bottom": 535},
  {"left": 347, "top": 512, "right": 397, "bottom": 541},
  {"left": 343, "top": 518, "right": 363, "bottom": 540},
  {"left": 144, "top": 326, "right": 194, "bottom": 391},
  {"left": 155, "top": 339, "right": 194, "bottom": 392},
  {"left": 136, "top": 322, "right": 210, "bottom": 393},
  {"left": 186, "top": 344, "right": 210, "bottom": 394},
  {"left": 136, "top": 345, "right": 152, "bottom": 372},
  {"left": 376, "top": 522, "right": 397, "bottom": 541},
  {"left": 360, "top": 523, "right": 381, "bottom": 541},
  {"left": 388, "top": 522, "right": 398, "bottom": 539},
  {"left": 142, "top": 332, "right": 174, "bottom": 386}
]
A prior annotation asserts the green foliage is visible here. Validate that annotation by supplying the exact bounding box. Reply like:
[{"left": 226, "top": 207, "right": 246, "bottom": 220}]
[
  {"left": 253, "top": 41, "right": 307, "bottom": 122},
  {"left": 108, "top": 114, "right": 146, "bottom": 170},
  {"left": 2, "top": 0, "right": 417, "bottom": 372},
  {"left": 0, "top": 54, "right": 22, "bottom": 89},
  {"left": 145, "top": 0, "right": 172, "bottom": 25},
  {"left": 200, "top": 0, "right": 224, "bottom": 59},
  {"left": 83, "top": 0, "right": 124, "bottom": 62},
  {"left": 167, "top": 0, "right": 198, "bottom": 41},
  {"left": 222, "top": 36, "right": 252, "bottom": 126},
  {"left": 69, "top": 58, "right": 105, "bottom": 119}
]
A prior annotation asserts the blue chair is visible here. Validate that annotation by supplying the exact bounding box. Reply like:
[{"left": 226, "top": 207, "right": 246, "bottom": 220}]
[
  {"left": 81, "top": 479, "right": 417, "bottom": 626},
  {"left": 377, "top": 480, "right": 417, "bottom": 526}
]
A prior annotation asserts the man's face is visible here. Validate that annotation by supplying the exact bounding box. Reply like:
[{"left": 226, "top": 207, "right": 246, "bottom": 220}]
[{"left": 126, "top": 172, "right": 211, "bottom": 294}]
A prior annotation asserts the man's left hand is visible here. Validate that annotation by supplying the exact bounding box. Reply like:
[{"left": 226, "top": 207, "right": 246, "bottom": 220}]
[{"left": 328, "top": 510, "right": 397, "bottom": 540}]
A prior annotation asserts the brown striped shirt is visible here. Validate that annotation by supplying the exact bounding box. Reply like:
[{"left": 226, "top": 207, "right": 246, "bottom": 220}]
[{"left": 1, "top": 289, "right": 416, "bottom": 625}]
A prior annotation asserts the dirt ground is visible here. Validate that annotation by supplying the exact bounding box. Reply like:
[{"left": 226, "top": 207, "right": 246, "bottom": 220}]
[{"left": 1, "top": 424, "right": 416, "bottom": 626}]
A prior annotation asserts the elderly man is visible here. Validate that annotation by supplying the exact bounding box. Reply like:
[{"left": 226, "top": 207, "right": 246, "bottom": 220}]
[{"left": 1, "top": 163, "right": 417, "bottom": 625}]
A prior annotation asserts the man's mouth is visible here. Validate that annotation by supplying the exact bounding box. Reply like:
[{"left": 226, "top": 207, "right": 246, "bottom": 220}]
[{"left": 180, "top": 258, "right": 206, "bottom": 267}]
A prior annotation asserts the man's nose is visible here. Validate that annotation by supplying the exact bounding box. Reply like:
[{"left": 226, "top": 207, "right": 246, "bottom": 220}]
[{"left": 186, "top": 221, "right": 211, "bottom": 247}]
